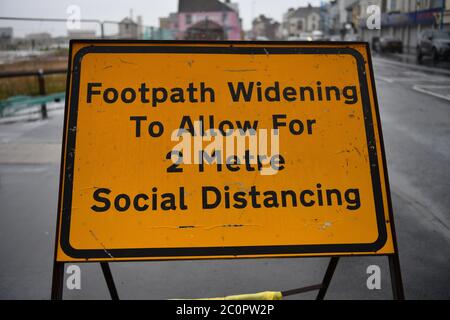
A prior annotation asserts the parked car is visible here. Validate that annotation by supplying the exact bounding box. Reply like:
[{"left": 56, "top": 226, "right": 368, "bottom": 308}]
[
  {"left": 375, "top": 36, "right": 403, "bottom": 53},
  {"left": 311, "top": 30, "right": 324, "bottom": 41},
  {"left": 417, "top": 30, "right": 450, "bottom": 63},
  {"left": 343, "top": 33, "right": 360, "bottom": 42},
  {"left": 287, "top": 33, "right": 313, "bottom": 41}
]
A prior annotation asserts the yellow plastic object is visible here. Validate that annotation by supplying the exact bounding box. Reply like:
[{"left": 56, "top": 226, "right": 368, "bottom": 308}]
[{"left": 183, "top": 291, "right": 283, "bottom": 300}]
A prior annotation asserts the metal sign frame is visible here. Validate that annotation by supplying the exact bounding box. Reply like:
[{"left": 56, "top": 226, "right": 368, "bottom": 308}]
[{"left": 51, "top": 40, "right": 404, "bottom": 299}]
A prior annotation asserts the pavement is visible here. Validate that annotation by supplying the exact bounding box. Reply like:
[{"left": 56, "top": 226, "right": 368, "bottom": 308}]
[
  {"left": 376, "top": 50, "right": 450, "bottom": 73},
  {"left": 0, "top": 56, "right": 449, "bottom": 300}
]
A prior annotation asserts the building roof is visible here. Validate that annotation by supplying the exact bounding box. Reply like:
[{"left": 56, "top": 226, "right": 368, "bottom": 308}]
[
  {"left": 120, "top": 17, "right": 137, "bottom": 25},
  {"left": 253, "top": 14, "right": 273, "bottom": 24},
  {"left": 253, "top": 14, "right": 280, "bottom": 27},
  {"left": 345, "top": 0, "right": 360, "bottom": 10},
  {"left": 188, "top": 19, "right": 224, "bottom": 31},
  {"left": 25, "top": 32, "right": 51, "bottom": 39},
  {"left": 178, "top": 0, "right": 234, "bottom": 13},
  {"left": 286, "top": 5, "right": 321, "bottom": 19}
]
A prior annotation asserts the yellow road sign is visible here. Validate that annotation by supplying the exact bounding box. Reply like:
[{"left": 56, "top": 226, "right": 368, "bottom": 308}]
[{"left": 55, "top": 41, "right": 396, "bottom": 261}]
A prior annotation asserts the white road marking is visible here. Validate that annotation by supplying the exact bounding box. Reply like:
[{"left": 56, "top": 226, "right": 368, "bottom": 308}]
[
  {"left": 375, "top": 76, "right": 394, "bottom": 83},
  {"left": 375, "top": 74, "right": 450, "bottom": 83},
  {"left": 412, "top": 85, "right": 450, "bottom": 101},
  {"left": 0, "top": 120, "right": 47, "bottom": 143},
  {"left": 373, "top": 57, "right": 450, "bottom": 76},
  {"left": 0, "top": 143, "right": 61, "bottom": 164}
]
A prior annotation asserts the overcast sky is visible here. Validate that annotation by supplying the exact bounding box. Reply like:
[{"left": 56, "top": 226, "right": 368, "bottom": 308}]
[{"left": 0, "top": 0, "right": 323, "bottom": 37}]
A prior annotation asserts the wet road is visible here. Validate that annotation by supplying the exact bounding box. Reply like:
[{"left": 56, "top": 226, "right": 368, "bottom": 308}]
[{"left": 0, "top": 57, "right": 449, "bottom": 300}]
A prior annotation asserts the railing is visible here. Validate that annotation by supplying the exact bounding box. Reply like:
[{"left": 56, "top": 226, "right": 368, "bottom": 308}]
[
  {"left": 0, "top": 16, "right": 110, "bottom": 39},
  {"left": 0, "top": 16, "right": 175, "bottom": 40},
  {"left": 0, "top": 69, "right": 67, "bottom": 119}
]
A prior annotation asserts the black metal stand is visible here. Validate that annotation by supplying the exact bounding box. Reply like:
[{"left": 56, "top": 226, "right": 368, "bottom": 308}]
[
  {"left": 100, "top": 262, "right": 120, "bottom": 300},
  {"left": 51, "top": 254, "right": 404, "bottom": 300},
  {"left": 51, "top": 261, "right": 120, "bottom": 300},
  {"left": 280, "top": 257, "right": 339, "bottom": 300},
  {"left": 51, "top": 261, "right": 65, "bottom": 300},
  {"left": 281, "top": 254, "right": 404, "bottom": 300},
  {"left": 388, "top": 254, "right": 405, "bottom": 300},
  {"left": 316, "top": 257, "right": 340, "bottom": 300}
]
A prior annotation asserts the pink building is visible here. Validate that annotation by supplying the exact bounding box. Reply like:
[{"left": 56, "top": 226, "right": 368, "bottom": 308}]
[{"left": 175, "top": 0, "right": 242, "bottom": 40}]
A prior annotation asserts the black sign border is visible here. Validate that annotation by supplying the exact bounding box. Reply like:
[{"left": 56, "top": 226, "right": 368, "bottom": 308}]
[{"left": 58, "top": 41, "right": 388, "bottom": 260}]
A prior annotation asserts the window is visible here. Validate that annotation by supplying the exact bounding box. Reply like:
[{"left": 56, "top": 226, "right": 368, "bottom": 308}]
[
  {"left": 297, "top": 20, "right": 303, "bottom": 31},
  {"left": 186, "top": 14, "right": 192, "bottom": 25},
  {"left": 433, "top": 30, "right": 450, "bottom": 39},
  {"left": 222, "top": 12, "right": 227, "bottom": 23},
  {"left": 430, "top": 0, "right": 442, "bottom": 8},
  {"left": 389, "top": 0, "right": 397, "bottom": 11}
]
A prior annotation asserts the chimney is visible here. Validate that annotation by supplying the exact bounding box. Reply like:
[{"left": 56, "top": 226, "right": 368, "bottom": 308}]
[{"left": 137, "top": 15, "right": 143, "bottom": 38}]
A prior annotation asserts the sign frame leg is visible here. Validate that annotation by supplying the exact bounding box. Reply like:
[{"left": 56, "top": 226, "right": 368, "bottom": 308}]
[
  {"left": 51, "top": 261, "right": 64, "bottom": 300},
  {"left": 100, "top": 262, "right": 120, "bottom": 300},
  {"left": 388, "top": 253, "right": 405, "bottom": 300},
  {"left": 316, "top": 257, "right": 339, "bottom": 300}
]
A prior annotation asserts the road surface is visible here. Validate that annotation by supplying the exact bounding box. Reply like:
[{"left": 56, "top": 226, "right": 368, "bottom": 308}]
[{"left": 0, "top": 57, "right": 449, "bottom": 300}]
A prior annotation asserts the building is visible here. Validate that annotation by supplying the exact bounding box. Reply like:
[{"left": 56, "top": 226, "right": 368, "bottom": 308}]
[
  {"left": 445, "top": 0, "right": 450, "bottom": 26},
  {"left": 136, "top": 15, "right": 144, "bottom": 39},
  {"left": 25, "top": 32, "right": 52, "bottom": 41},
  {"left": 160, "top": 0, "right": 242, "bottom": 40},
  {"left": 333, "top": 0, "right": 359, "bottom": 29},
  {"left": 157, "top": 13, "right": 178, "bottom": 40},
  {"left": 0, "top": 27, "right": 13, "bottom": 49},
  {"left": 343, "top": 0, "right": 363, "bottom": 40},
  {"left": 67, "top": 29, "right": 97, "bottom": 39},
  {"left": 119, "top": 17, "right": 139, "bottom": 39},
  {"left": 0, "top": 27, "right": 13, "bottom": 42},
  {"left": 159, "top": 13, "right": 178, "bottom": 31},
  {"left": 25, "top": 32, "right": 53, "bottom": 49},
  {"left": 324, "top": 0, "right": 359, "bottom": 38},
  {"left": 252, "top": 14, "right": 281, "bottom": 40},
  {"left": 322, "top": 1, "right": 339, "bottom": 35},
  {"left": 281, "top": 4, "right": 322, "bottom": 39},
  {"left": 356, "top": 0, "right": 449, "bottom": 52}
]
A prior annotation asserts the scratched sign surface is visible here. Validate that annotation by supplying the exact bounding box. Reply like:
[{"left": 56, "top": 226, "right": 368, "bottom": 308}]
[{"left": 55, "top": 41, "right": 396, "bottom": 261}]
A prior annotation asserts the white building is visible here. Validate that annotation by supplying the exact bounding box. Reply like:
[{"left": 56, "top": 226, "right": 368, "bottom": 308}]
[
  {"left": 119, "top": 17, "right": 139, "bottom": 39},
  {"left": 281, "top": 5, "right": 322, "bottom": 39}
]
